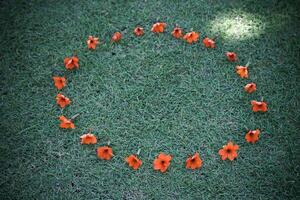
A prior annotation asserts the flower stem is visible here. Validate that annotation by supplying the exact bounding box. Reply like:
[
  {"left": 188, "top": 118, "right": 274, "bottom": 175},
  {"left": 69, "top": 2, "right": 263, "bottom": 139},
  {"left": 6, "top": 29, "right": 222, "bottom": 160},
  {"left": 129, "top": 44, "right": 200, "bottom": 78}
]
[{"left": 71, "top": 113, "right": 80, "bottom": 121}]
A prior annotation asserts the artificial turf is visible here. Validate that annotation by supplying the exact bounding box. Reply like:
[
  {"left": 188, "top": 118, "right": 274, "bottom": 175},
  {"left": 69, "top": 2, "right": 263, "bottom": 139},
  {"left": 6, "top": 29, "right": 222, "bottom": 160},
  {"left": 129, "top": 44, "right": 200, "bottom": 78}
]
[{"left": 0, "top": 0, "right": 299, "bottom": 199}]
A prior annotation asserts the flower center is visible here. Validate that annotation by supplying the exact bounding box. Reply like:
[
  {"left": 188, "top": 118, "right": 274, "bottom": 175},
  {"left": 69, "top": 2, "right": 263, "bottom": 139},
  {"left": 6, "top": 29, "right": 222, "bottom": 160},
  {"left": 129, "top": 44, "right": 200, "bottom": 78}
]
[{"left": 226, "top": 149, "right": 232, "bottom": 153}]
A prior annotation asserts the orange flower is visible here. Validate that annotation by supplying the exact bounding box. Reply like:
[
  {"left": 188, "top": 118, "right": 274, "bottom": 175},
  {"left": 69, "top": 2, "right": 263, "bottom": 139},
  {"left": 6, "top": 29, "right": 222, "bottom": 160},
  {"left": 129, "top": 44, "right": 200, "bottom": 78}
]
[
  {"left": 153, "top": 153, "right": 172, "bottom": 173},
  {"left": 218, "top": 142, "right": 239, "bottom": 161},
  {"left": 244, "top": 83, "right": 256, "bottom": 93},
  {"left": 171, "top": 27, "right": 183, "bottom": 38},
  {"left": 236, "top": 66, "right": 248, "bottom": 78},
  {"left": 183, "top": 31, "right": 199, "bottom": 44},
  {"left": 186, "top": 152, "right": 202, "bottom": 170},
  {"left": 202, "top": 37, "right": 216, "bottom": 48},
  {"left": 111, "top": 32, "right": 122, "bottom": 42},
  {"left": 80, "top": 133, "right": 97, "bottom": 144},
  {"left": 87, "top": 36, "right": 99, "bottom": 49},
  {"left": 59, "top": 116, "right": 75, "bottom": 129},
  {"left": 53, "top": 76, "right": 66, "bottom": 90},
  {"left": 97, "top": 146, "right": 113, "bottom": 160},
  {"left": 56, "top": 94, "right": 71, "bottom": 108},
  {"left": 64, "top": 56, "right": 79, "bottom": 70},
  {"left": 134, "top": 27, "right": 144, "bottom": 36},
  {"left": 245, "top": 129, "right": 260, "bottom": 143},
  {"left": 125, "top": 154, "right": 142, "bottom": 170},
  {"left": 151, "top": 22, "right": 167, "bottom": 33},
  {"left": 226, "top": 52, "right": 237, "bottom": 62},
  {"left": 251, "top": 100, "right": 268, "bottom": 112}
]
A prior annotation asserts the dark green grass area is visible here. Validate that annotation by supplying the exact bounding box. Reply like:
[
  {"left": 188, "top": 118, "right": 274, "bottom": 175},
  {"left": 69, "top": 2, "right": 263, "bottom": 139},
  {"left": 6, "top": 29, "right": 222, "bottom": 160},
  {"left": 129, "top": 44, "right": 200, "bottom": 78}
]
[{"left": 0, "top": 0, "right": 299, "bottom": 199}]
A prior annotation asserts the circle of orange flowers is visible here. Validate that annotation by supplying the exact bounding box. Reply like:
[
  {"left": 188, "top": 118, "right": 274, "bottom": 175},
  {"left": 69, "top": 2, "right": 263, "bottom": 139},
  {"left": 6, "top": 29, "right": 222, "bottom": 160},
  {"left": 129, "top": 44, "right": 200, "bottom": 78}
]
[{"left": 52, "top": 22, "right": 268, "bottom": 172}]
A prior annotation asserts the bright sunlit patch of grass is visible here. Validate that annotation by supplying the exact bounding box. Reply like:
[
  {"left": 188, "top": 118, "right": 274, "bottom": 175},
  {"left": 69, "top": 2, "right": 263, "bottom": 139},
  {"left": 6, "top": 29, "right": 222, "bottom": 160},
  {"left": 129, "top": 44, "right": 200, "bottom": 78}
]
[{"left": 209, "top": 11, "right": 264, "bottom": 40}]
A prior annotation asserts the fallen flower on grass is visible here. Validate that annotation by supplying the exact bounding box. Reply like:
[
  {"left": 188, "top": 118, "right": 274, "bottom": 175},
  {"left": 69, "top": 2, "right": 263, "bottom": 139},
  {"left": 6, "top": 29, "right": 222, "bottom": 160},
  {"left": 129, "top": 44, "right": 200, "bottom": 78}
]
[
  {"left": 64, "top": 56, "right": 79, "bottom": 70},
  {"left": 80, "top": 130, "right": 97, "bottom": 144},
  {"left": 97, "top": 146, "right": 113, "bottom": 160},
  {"left": 202, "top": 37, "right": 216, "bottom": 48},
  {"left": 226, "top": 52, "right": 238, "bottom": 62},
  {"left": 151, "top": 22, "right": 167, "bottom": 33},
  {"left": 251, "top": 100, "right": 268, "bottom": 112},
  {"left": 236, "top": 66, "right": 248, "bottom": 78},
  {"left": 111, "top": 32, "right": 122, "bottom": 42},
  {"left": 59, "top": 115, "right": 75, "bottom": 129},
  {"left": 186, "top": 152, "right": 202, "bottom": 170},
  {"left": 125, "top": 154, "right": 142, "bottom": 170},
  {"left": 53, "top": 76, "right": 66, "bottom": 90},
  {"left": 153, "top": 153, "right": 172, "bottom": 173},
  {"left": 183, "top": 31, "right": 199, "bottom": 44},
  {"left": 87, "top": 36, "right": 99, "bottom": 49},
  {"left": 245, "top": 129, "right": 261, "bottom": 143},
  {"left": 244, "top": 83, "right": 256, "bottom": 93},
  {"left": 134, "top": 27, "right": 144, "bottom": 36},
  {"left": 56, "top": 93, "right": 71, "bottom": 108},
  {"left": 171, "top": 27, "right": 183, "bottom": 38},
  {"left": 218, "top": 142, "right": 239, "bottom": 161}
]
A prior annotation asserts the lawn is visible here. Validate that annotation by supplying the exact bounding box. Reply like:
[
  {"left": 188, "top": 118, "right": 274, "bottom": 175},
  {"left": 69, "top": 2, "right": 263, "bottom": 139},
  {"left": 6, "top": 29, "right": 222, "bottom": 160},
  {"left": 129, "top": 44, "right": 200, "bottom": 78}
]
[{"left": 0, "top": 0, "right": 299, "bottom": 199}]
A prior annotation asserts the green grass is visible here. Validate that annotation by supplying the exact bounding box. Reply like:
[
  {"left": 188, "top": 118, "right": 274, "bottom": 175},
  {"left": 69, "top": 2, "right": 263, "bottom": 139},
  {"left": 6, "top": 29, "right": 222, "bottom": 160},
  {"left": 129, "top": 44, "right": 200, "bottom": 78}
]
[{"left": 0, "top": 0, "right": 299, "bottom": 199}]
